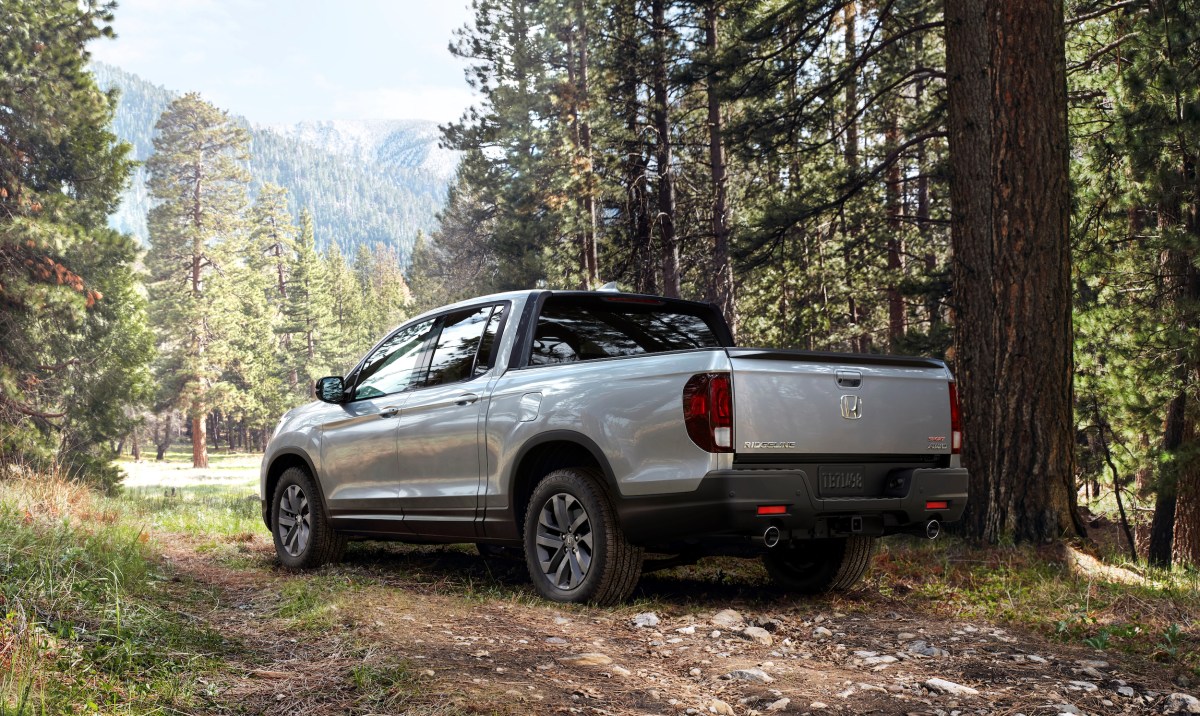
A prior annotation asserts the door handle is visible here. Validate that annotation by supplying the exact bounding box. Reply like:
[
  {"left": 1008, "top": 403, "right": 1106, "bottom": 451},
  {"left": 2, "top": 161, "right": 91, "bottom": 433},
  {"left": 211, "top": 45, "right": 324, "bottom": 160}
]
[
  {"left": 455, "top": 393, "right": 480, "bottom": 406},
  {"left": 379, "top": 405, "right": 402, "bottom": 418}
]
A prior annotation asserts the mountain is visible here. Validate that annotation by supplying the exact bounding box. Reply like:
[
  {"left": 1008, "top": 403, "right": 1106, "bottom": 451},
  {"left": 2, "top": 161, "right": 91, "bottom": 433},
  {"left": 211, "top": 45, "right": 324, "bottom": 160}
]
[{"left": 91, "top": 63, "right": 458, "bottom": 261}]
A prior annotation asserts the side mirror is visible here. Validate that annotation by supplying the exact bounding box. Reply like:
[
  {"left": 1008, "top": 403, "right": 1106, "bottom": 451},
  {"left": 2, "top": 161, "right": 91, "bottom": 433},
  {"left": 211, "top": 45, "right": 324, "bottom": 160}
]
[{"left": 315, "top": 376, "right": 345, "bottom": 403}]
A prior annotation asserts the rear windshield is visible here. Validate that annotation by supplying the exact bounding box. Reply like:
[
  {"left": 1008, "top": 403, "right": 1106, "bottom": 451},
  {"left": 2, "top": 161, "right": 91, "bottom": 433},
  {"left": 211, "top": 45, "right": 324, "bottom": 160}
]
[{"left": 528, "top": 295, "right": 724, "bottom": 366}]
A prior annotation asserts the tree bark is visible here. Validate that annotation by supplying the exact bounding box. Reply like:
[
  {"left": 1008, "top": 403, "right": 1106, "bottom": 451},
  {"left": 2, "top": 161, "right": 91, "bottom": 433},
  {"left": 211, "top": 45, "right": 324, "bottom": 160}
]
[
  {"left": 156, "top": 412, "right": 172, "bottom": 461},
  {"left": 948, "top": 0, "right": 1083, "bottom": 542},
  {"left": 885, "top": 113, "right": 905, "bottom": 347},
  {"left": 575, "top": 0, "right": 599, "bottom": 288},
  {"left": 651, "top": 0, "right": 680, "bottom": 297},
  {"left": 704, "top": 2, "right": 737, "bottom": 338},
  {"left": 191, "top": 412, "right": 208, "bottom": 468}
]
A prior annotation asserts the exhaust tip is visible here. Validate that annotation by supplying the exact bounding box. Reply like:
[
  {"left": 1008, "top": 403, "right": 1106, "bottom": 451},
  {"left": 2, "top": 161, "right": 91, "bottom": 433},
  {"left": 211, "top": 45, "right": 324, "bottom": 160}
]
[
  {"left": 763, "top": 525, "right": 781, "bottom": 548},
  {"left": 925, "top": 519, "right": 941, "bottom": 540}
]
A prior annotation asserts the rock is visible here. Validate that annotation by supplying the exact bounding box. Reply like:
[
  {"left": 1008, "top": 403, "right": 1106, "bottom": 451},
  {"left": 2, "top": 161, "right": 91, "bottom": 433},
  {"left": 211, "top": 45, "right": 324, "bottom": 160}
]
[
  {"left": 1052, "top": 705, "right": 1082, "bottom": 715},
  {"left": 612, "top": 665, "right": 632, "bottom": 677},
  {"left": 420, "top": 669, "right": 435, "bottom": 677},
  {"left": 853, "top": 650, "right": 880, "bottom": 658},
  {"left": 767, "top": 698, "right": 790, "bottom": 711},
  {"left": 724, "top": 668, "right": 774, "bottom": 683},
  {"left": 710, "top": 699, "right": 735, "bottom": 715},
  {"left": 1078, "top": 666, "right": 1105, "bottom": 680},
  {"left": 470, "top": 650, "right": 490, "bottom": 658},
  {"left": 756, "top": 616, "right": 784, "bottom": 631},
  {"left": 554, "top": 616, "right": 570, "bottom": 625},
  {"left": 1162, "top": 693, "right": 1200, "bottom": 714},
  {"left": 1026, "top": 654, "right": 1048, "bottom": 663},
  {"left": 925, "top": 678, "right": 979, "bottom": 696},
  {"left": 813, "top": 626, "right": 833, "bottom": 638},
  {"left": 862, "top": 655, "right": 898, "bottom": 666},
  {"left": 690, "top": 667, "right": 703, "bottom": 677},
  {"left": 1117, "top": 687, "right": 1136, "bottom": 698},
  {"left": 711, "top": 630, "right": 722, "bottom": 639},
  {"left": 898, "top": 632, "right": 917, "bottom": 640},
  {"left": 633, "top": 612, "right": 660, "bottom": 628},
  {"left": 545, "top": 636, "right": 568, "bottom": 644},
  {"left": 678, "top": 625, "right": 697, "bottom": 635},
  {"left": 1068, "top": 680, "right": 1099, "bottom": 692},
  {"left": 558, "top": 653, "right": 613, "bottom": 666},
  {"left": 1076, "top": 659, "right": 1109, "bottom": 669},
  {"left": 712, "top": 609, "right": 744, "bottom": 629},
  {"left": 742, "top": 626, "right": 774, "bottom": 646},
  {"left": 907, "top": 640, "right": 950, "bottom": 657},
  {"left": 810, "top": 701, "right": 829, "bottom": 710}
]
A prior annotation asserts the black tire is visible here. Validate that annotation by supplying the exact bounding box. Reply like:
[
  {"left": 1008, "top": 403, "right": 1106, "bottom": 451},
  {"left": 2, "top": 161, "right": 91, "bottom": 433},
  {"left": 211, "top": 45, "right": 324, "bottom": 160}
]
[
  {"left": 523, "top": 467, "right": 643, "bottom": 605},
  {"left": 762, "top": 536, "right": 878, "bottom": 593},
  {"left": 271, "top": 466, "right": 346, "bottom": 569}
]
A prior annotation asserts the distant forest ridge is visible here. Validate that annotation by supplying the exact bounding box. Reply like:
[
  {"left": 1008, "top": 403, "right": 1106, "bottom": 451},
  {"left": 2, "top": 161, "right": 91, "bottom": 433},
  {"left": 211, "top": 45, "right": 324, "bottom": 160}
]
[{"left": 90, "top": 62, "right": 459, "bottom": 262}]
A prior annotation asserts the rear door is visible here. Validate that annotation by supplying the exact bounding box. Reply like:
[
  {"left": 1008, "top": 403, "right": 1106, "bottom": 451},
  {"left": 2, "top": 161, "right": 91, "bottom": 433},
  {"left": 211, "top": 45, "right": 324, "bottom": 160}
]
[{"left": 729, "top": 350, "right": 953, "bottom": 461}]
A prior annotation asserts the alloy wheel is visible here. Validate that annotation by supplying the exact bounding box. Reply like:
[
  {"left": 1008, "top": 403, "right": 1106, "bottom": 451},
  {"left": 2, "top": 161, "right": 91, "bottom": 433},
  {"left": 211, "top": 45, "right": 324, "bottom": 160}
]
[
  {"left": 534, "top": 492, "right": 593, "bottom": 590},
  {"left": 277, "top": 484, "right": 311, "bottom": 557}
]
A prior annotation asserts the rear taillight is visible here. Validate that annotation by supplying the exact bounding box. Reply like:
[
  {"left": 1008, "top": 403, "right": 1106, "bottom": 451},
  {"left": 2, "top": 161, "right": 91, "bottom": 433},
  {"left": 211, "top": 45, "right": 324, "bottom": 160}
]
[
  {"left": 948, "top": 380, "right": 962, "bottom": 455},
  {"left": 683, "top": 373, "right": 733, "bottom": 453}
]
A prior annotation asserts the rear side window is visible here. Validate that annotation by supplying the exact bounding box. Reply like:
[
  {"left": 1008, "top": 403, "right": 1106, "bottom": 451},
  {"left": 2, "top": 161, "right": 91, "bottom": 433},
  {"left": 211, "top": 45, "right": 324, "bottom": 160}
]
[
  {"left": 529, "top": 296, "right": 722, "bottom": 366},
  {"left": 421, "top": 306, "right": 495, "bottom": 387}
]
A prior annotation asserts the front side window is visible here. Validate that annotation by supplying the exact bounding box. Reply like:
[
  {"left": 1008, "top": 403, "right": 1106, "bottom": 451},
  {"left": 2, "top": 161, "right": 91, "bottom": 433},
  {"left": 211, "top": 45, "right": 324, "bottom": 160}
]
[{"left": 353, "top": 318, "right": 437, "bottom": 400}]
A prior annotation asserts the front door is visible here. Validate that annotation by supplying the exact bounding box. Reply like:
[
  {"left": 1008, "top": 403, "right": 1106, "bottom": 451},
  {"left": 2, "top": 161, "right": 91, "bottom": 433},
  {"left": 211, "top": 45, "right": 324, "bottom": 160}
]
[
  {"left": 320, "top": 316, "right": 437, "bottom": 532},
  {"left": 396, "top": 304, "right": 507, "bottom": 538}
]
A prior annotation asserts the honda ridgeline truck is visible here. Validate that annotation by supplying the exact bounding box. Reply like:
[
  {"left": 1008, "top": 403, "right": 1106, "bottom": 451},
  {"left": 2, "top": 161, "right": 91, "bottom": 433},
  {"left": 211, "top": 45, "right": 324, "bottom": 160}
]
[{"left": 261, "top": 290, "right": 967, "bottom": 604}]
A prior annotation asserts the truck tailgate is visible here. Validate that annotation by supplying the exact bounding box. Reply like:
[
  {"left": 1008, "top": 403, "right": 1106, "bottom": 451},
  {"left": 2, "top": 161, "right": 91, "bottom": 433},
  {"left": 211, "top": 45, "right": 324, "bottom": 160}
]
[{"left": 728, "top": 349, "right": 953, "bottom": 459}]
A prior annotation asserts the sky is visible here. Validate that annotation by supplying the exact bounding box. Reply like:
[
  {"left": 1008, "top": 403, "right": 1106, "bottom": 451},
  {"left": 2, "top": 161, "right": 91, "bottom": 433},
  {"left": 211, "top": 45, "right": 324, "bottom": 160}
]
[{"left": 89, "top": 0, "right": 478, "bottom": 126}]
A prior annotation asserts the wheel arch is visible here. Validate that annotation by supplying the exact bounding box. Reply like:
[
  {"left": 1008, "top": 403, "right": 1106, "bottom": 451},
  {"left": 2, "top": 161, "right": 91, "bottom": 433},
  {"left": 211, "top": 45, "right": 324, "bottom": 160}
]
[
  {"left": 507, "top": 430, "right": 618, "bottom": 534},
  {"left": 263, "top": 449, "right": 329, "bottom": 529}
]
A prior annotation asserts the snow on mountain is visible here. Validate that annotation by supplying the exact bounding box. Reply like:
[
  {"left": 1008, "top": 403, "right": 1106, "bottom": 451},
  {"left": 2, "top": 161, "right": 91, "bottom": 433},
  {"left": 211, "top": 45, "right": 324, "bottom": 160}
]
[{"left": 269, "top": 119, "right": 460, "bottom": 184}]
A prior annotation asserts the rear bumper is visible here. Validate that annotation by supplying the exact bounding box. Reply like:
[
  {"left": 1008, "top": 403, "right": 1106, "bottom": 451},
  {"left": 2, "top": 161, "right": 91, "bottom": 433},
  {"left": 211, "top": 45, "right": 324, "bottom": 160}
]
[{"left": 616, "top": 466, "right": 968, "bottom": 544}]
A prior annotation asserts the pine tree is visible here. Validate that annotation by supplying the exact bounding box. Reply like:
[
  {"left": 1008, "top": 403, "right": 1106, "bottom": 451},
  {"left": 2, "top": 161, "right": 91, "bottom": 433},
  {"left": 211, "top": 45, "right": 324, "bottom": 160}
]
[
  {"left": 323, "top": 241, "right": 369, "bottom": 373},
  {"left": 0, "top": 0, "right": 150, "bottom": 484},
  {"left": 145, "top": 92, "right": 250, "bottom": 468},
  {"left": 279, "top": 211, "right": 334, "bottom": 392}
]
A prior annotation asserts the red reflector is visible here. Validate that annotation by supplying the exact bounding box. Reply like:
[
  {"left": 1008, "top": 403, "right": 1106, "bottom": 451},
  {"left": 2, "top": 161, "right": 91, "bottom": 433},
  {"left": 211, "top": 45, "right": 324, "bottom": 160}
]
[
  {"left": 757, "top": 505, "right": 787, "bottom": 515},
  {"left": 925, "top": 500, "right": 948, "bottom": 510}
]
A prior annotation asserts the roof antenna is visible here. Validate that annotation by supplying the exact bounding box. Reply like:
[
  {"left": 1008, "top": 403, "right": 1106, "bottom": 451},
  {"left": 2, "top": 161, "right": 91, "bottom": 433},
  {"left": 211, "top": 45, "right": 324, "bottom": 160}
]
[{"left": 598, "top": 281, "right": 620, "bottom": 292}]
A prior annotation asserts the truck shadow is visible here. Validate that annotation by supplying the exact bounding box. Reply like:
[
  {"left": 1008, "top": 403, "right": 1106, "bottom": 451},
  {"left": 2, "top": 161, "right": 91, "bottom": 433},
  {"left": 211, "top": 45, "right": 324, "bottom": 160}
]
[{"left": 334, "top": 541, "right": 842, "bottom": 608}]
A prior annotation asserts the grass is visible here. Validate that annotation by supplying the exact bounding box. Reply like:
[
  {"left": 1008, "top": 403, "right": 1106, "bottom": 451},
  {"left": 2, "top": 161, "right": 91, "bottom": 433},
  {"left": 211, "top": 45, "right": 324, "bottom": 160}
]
[
  {"left": 874, "top": 537, "right": 1200, "bottom": 676},
  {"left": 5, "top": 447, "right": 1200, "bottom": 711},
  {"left": 0, "top": 477, "right": 229, "bottom": 714}
]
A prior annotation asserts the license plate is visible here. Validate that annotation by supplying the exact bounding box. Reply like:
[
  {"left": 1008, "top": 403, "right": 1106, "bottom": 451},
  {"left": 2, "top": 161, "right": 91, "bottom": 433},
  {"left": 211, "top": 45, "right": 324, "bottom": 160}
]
[{"left": 818, "top": 465, "right": 865, "bottom": 496}]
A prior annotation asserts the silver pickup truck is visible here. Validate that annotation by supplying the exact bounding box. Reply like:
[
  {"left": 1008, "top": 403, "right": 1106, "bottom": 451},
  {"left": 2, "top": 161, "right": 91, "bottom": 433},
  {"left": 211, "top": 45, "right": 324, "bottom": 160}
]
[{"left": 261, "top": 290, "right": 967, "bottom": 604}]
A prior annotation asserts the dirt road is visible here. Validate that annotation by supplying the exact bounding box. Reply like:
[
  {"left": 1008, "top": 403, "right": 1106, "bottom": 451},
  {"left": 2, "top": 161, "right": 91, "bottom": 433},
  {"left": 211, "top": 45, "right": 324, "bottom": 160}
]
[{"left": 154, "top": 536, "right": 1197, "bottom": 716}]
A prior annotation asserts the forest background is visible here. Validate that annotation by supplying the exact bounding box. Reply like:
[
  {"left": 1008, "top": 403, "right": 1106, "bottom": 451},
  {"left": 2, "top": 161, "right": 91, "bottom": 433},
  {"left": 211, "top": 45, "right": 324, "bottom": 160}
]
[{"left": 3, "top": 0, "right": 1200, "bottom": 572}]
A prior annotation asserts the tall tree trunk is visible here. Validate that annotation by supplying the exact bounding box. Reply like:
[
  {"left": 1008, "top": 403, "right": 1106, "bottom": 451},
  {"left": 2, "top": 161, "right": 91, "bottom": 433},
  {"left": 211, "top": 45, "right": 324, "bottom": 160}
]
[
  {"left": 1149, "top": 386, "right": 1185, "bottom": 566},
  {"left": 843, "top": 2, "right": 866, "bottom": 352},
  {"left": 704, "top": 2, "right": 737, "bottom": 337},
  {"left": 885, "top": 113, "right": 905, "bottom": 347},
  {"left": 948, "top": 0, "right": 1082, "bottom": 542},
  {"left": 156, "top": 412, "right": 172, "bottom": 461},
  {"left": 191, "top": 412, "right": 208, "bottom": 468},
  {"left": 651, "top": 0, "right": 680, "bottom": 297},
  {"left": 1171, "top": 413, "right": 1199, "bottom": 566},
  {"left": 575, "top": 0, "right": 599, "bottom": 288},
  {"left": 130, "top": 425, "right": 141, "bottom": 462}
]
